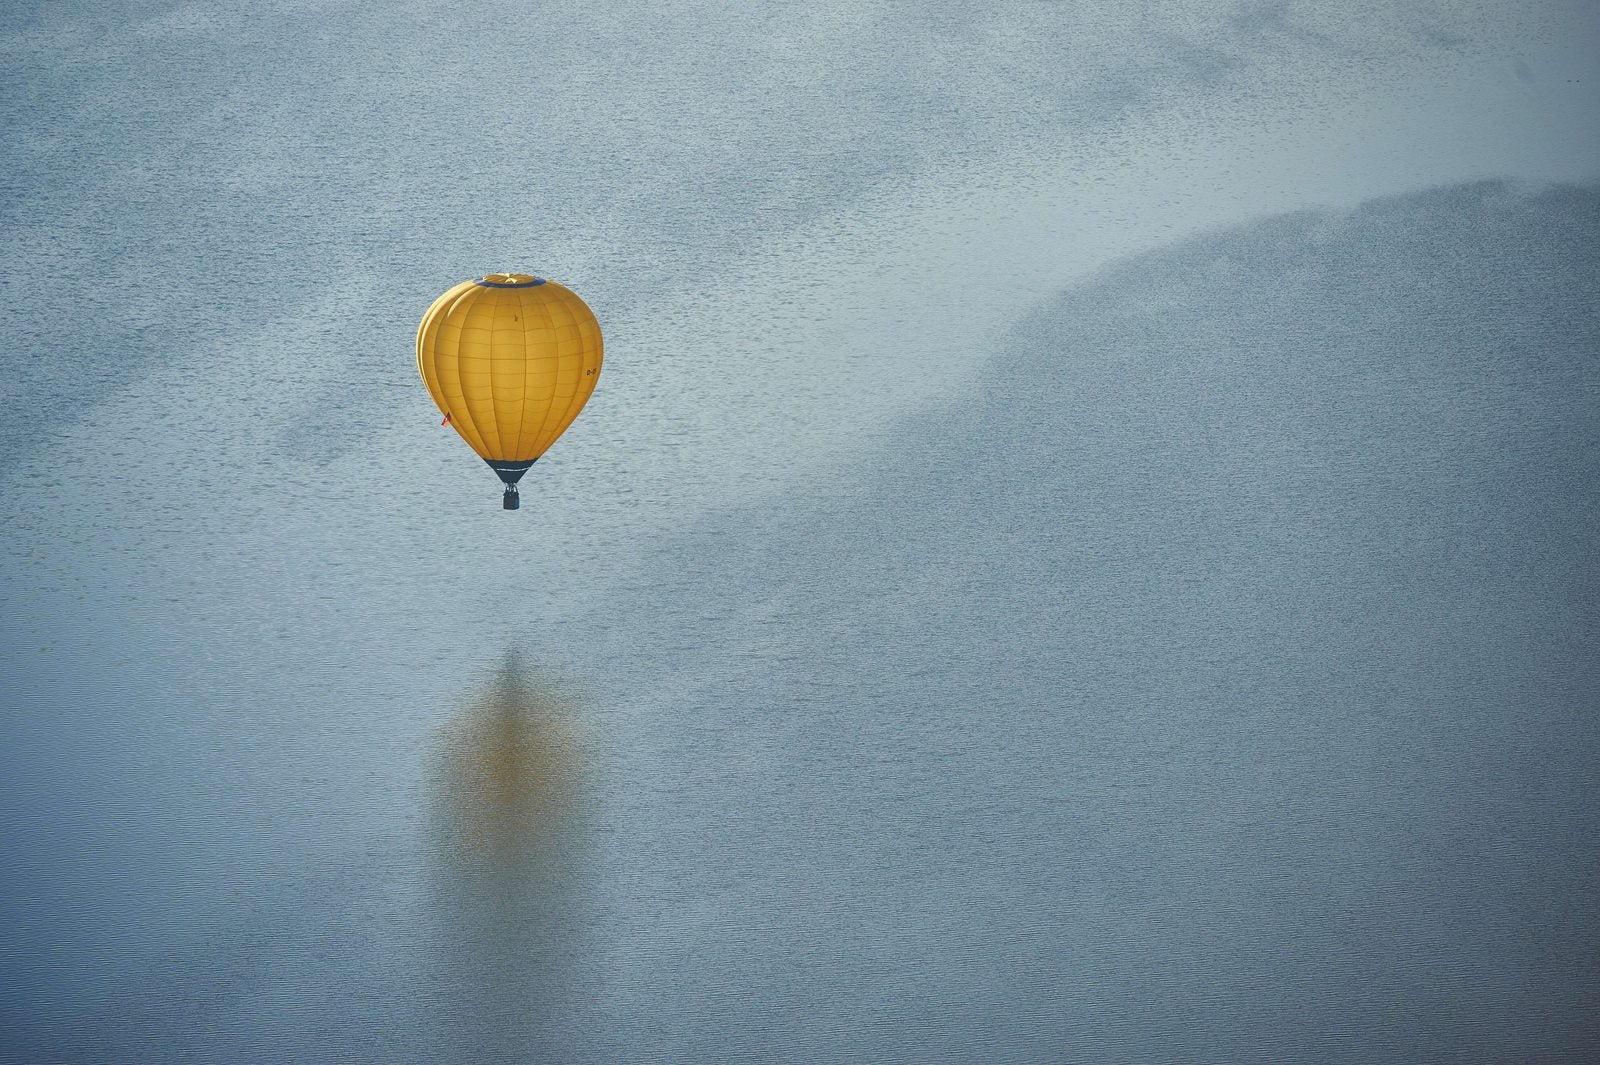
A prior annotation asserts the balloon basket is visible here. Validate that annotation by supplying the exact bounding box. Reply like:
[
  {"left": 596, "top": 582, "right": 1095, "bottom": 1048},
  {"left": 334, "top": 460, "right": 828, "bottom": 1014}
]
[{"left": 502, "top": 487, "right": 520, "bottom": 510}]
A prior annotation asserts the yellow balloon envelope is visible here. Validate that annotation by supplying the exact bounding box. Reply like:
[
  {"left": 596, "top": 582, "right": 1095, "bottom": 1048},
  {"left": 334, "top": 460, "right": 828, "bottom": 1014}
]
[{"left": 417, "top": 273, "right": 602, "bottom": 508}]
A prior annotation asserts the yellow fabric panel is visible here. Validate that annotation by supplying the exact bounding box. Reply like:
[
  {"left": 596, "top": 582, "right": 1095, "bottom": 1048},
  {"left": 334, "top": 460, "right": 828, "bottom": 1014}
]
[
  {"left": 416, "top": 275, "right": 604, "bottom": 463},
  {"left": 522, "top": 284, "right": 602, "bottom": 455}
]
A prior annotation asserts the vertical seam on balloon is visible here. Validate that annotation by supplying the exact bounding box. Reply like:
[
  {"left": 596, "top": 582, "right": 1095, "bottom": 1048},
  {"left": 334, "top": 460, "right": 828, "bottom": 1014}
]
[
  {"left": 513, "top": 287, "right": 538, "bottom": 458},
  {"left": 565, "top": 292, "right": 596, "bottom": 441},
  {"left": 547, "top": 292, "right": 592, "bottom": 450},
  {"left": 556, "top": 292, "right": 587, "bottom": 444},
  {"left": 578, "top": 303, "right": 602, "bottom": 434},
  {"left": 441, "top": 281, "right": 483, "bottom": 450},
  {"left": 489, "top": 293, "right": 516, "bottom": 459},
  {"left": 560, "top": 293, "right": 599, "bottom": 445},
  {"left": 492, "top": 291, "right": 518, "bottom": 457},
  {"left": 418, "top": 281, "right": 469, "bottom": 415},
  {"left": 478, "top": 292, "right": 510, "bottom": 457},
  {"left": 497, "top": 292, "right": 526, "bottom": 459},
  {"left": 440, "top": 287, "right": 489, "bottom": 457},
  {"left": 522, "top": 295, "right": 559, "bottom": 455},
  {"left": 422, "top": 291, "right": 454, "bottom": 422},
  {"left": 417, "top": 300, "right": 440, "bottom": 408},
  {"left": 417, "top": 292, "right": 445, "bottom": 406},
  {"left": 526, "top": 293, "right": 570, "bottom": 453}
]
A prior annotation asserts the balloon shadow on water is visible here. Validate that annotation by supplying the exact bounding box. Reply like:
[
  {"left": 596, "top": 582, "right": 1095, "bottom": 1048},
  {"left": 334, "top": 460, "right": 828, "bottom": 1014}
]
[{"left": 424, "top": 650, "right": 594, "bottom": 1063}]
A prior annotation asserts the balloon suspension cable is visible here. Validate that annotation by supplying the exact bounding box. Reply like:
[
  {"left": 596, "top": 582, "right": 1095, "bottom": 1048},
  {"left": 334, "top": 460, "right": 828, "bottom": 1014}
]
[{"left": 502, "top": 484, "right": 521, "bottom": 511}]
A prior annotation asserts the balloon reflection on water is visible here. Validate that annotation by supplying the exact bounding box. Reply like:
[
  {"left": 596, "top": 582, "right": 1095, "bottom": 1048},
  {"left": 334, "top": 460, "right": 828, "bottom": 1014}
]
[
  {"left": 432, "top": 652, "right": 585, "bottom": 870},
  {"left": 425, "top": 650, "right": 592, "bottom": 1058}
]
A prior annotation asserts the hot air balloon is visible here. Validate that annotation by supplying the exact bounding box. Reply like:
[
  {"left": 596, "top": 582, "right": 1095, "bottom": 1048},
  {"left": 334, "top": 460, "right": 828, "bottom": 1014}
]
[{"left": 417, "top": 273, "right": 603, "bottom": 509}]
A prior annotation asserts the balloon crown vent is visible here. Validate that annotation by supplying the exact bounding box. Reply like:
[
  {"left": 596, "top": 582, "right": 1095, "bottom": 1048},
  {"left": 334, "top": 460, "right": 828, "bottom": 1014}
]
[{"left": 476, "top": 273, "right": 547, "bottom": 288}]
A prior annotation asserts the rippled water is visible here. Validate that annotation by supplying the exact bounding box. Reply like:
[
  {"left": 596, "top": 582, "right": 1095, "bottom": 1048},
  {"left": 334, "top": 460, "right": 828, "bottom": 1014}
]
[{"left": 2, "top": 3, "right": 1598, "bottom": 1062}]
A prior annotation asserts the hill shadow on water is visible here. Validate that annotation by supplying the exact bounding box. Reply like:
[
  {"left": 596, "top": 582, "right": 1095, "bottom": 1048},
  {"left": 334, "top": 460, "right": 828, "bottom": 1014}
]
[{"left": 611, "top": 180, "right": 1600, "bottom": 1062}]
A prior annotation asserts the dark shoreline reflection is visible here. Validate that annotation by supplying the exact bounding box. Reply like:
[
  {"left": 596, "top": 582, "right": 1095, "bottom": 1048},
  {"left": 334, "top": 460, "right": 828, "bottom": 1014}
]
[{"left": 424, "top": 650, "right": 593, "bottom": 1063}]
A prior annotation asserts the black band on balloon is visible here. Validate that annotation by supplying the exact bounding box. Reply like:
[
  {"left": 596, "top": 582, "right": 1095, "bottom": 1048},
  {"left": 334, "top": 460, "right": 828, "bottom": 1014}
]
[{"left": 484, "top": 458, "right": 537, "bottom": 485}]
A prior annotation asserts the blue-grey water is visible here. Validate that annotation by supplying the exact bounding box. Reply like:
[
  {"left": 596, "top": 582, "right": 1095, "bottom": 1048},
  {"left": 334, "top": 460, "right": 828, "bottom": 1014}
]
[{"left": 3, "top": 2, "right": 1598, "bottom": 1062}]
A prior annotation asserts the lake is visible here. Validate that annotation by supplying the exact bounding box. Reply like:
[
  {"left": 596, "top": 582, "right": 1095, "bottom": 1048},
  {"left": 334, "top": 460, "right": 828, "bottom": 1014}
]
[{"left": 2, "top": 3, "right": 1597, "bottom": 1062}]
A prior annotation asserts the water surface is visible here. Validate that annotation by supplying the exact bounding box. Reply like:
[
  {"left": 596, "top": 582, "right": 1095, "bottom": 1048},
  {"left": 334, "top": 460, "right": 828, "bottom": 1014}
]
[{"left": 2, "top": 2, "right": 1598, "bottom": 1061}]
